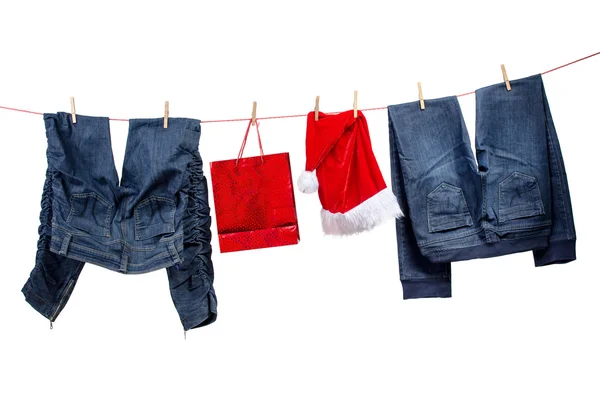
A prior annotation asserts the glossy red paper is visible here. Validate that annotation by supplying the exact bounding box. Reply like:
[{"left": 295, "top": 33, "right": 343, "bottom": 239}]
[{"left": 210, "top": 122, "right": 300, "bottom": 253}]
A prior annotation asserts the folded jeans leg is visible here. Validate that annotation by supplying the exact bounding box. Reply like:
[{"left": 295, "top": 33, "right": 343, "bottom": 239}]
[
  {"left": 167, "top": 251, "right": 217, "bottom": 331},
  {"left": 533, "top": 78, "right": 577, "bottom": 266},
  {"left": 388, "top": 109, "right": 452, "bottom": 299},
  {"left": 22, "top": 167, "right": 85, "bottom": 323},
  {"left": 167, "top": 153, "right": 217, "bottom": 331}
]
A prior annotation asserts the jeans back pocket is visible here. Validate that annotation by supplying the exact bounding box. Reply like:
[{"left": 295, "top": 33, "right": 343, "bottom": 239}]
[
  {"left": 134, "top": 196, "right": 176, "bottom": 240},
  {"left": 427, "top": 183, "right": 473, "bottom": 233},
  {"left": 67, "top": 193, "right": 113, "bottom": 237},
  {"left": 498, "top": 172, "right": 545, "bottom": 223}
]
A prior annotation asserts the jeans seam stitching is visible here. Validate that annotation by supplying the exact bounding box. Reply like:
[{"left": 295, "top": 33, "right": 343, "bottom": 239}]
[
  {"left": 24, "top": 284, "right": 52, "bottom": 306},
  {"left": 494, "top": 220, "right": 552, "bottom": 231},
  {"left": 418, "top": 227, "right": 484, "bottom": 246},
  {"left": 50, "top": 225, "right": 183, "bottom": 250},
  {"left": 547, "top": 122, "right": 575, "bottom": 240},
  {"left": 423, "top": 236, "right": 547, "bottom": 254},
  {"left": 60, "top": 244, "right": 183, "bottom": 268}
]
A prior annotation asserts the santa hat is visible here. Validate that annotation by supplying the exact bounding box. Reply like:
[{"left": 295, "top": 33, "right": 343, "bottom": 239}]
[{"left": 297, "top": 109, "right": 402, "bottom": 235}]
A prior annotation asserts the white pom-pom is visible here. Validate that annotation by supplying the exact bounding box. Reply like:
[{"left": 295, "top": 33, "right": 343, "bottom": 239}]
[{"left": 297, "top": 170, "right": 318, "bottom": 194}]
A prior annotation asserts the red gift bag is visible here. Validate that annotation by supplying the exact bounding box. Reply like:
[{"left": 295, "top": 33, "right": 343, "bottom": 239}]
[{"left": 210, "top": 120, "right": 300, "bottom": 253}]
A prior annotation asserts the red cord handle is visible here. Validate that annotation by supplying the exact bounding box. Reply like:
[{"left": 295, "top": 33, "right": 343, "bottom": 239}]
[{"left": 236, "top": 119, "right": 265, "bottom": 166}]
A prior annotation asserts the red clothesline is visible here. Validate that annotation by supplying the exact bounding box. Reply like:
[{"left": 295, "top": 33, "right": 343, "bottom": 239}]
[{"left": 1, "top": 51, "right": 598, "bottom": 124}]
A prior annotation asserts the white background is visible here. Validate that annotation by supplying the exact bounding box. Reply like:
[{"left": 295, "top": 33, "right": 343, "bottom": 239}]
[{"left": 1, "top": 1, "right": 598, "bottom": 399}]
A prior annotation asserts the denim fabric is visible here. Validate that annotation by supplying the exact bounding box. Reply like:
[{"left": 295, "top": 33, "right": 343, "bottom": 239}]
[
  {"left": 22, "top": 113, "right": 217, "bottom": 330},
  {"left": 388, "top": 74, "right": 576, "bottom": 299}
]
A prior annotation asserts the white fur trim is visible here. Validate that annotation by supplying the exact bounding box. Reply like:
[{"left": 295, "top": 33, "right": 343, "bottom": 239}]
[
  {"left": 297, "top": 170, "right": 319, "bottom": 194},
  {"left": 320, "top": 188, "right": 403, "bottom": 235}
]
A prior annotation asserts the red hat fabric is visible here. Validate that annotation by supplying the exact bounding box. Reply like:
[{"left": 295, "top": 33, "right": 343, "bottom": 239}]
[{"left": 297, "top": 110, "right": 402, "bottom": 235}]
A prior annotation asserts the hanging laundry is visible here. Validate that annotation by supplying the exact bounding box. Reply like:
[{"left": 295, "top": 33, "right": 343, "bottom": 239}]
[
  {"left": 210, "top": 120, "right": 300, "bottom": 253},
  {"left": 297, "top": 109, "right": 402, "bottom": 235},
  {"left": 22, "top": 113, "right": 217, "bottom": 332},
  {"left": 387, "top": 74, "right": 577, "bottom": 300}
]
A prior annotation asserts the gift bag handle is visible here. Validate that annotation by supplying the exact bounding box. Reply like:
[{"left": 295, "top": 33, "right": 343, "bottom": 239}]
[{"left": 236, "top": 119, "right": 265, "bottom": 166}]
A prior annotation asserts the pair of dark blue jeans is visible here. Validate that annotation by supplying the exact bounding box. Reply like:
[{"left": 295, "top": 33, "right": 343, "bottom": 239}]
[
  {"left": 22, "top": 113, "right": 217, "bottom": 330},
  {"left": 388, "top": 74, "right": 576, "bottom": 299}
]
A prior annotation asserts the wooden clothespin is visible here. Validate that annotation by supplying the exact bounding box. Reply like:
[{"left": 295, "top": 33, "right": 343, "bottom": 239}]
[
  {"left": 251, "top": 101, "right": 257, "bottom": 126},
  {"left": 164, "top": 101, "right": 169, "bottom": 128},
  {"left": 501, "top": 64, "right": 511, "bottom": 91},
  {"left": 417, "top": 82, "right": 425, "bottom": 110},
  {"left": 353, "top": 90, "right": 358, "bottom": 118},
  {"left": 70, "top": 97, "right": 77, "bottom": 123},
  {"left": 315, "top": 96, "right": 320, "bottom": 121}
]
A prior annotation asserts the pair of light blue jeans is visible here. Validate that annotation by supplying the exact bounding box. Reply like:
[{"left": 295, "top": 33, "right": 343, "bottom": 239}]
[{"left": 388, "top": 74, "right": 577, "bottom": 299}]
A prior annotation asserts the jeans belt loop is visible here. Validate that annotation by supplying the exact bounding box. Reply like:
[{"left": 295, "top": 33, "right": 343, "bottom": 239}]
[
  {"left": 167, "top": 242, "right": 182, "bottom": 265},
  {"left": 58, "top": 233, "right": 72, "bottom": 256}
]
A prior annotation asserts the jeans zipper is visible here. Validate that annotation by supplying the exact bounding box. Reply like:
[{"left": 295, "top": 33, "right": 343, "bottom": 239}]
[{"left": 50, "top": 279, "right": 75, "bottom": 322}]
